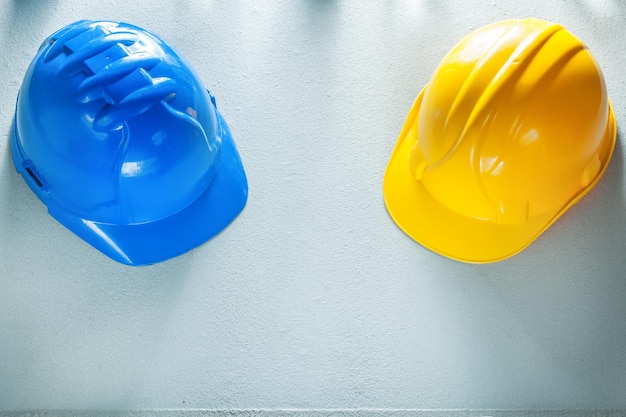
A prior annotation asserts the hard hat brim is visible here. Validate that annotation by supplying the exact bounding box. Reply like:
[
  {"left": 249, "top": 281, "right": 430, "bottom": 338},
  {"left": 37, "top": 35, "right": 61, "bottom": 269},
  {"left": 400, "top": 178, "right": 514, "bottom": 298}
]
[
  {"left": 383, "top": 88, "right": 616, "bottom": 263},
  {"left": 15, "top": 110, "right": 248, "bottom": 266}
]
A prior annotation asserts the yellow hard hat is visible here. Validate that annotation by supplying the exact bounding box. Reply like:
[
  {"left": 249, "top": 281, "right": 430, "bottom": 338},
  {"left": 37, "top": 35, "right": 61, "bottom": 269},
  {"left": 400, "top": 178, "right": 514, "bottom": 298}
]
[{"left": 383, "top": 18, "right": 616, "bottom": 263}]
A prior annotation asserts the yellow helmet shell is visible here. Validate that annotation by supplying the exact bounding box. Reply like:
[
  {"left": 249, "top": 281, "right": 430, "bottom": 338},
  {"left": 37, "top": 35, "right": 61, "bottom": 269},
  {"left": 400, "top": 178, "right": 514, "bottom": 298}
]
[{"left": 383, "top": 18, "right": 616, "bottom": 263}]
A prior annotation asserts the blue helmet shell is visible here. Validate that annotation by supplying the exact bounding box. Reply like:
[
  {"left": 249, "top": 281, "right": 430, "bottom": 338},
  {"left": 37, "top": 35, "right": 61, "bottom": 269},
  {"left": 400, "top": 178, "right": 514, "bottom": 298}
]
[{"left": 11, "top": 20, "right": 248, "bottom": 265}]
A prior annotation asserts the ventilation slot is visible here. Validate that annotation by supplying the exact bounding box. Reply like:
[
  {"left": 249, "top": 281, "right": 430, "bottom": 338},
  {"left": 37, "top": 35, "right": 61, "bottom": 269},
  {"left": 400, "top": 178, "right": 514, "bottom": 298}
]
[{"left": 25, "top": 167, "right": 43, "bottom": 188}]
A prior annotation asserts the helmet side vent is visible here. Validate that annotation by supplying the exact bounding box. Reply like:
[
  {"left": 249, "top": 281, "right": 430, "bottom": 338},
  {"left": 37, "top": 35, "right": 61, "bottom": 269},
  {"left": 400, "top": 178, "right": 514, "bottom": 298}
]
[{"left": 25, "top": 166, "right": 43, "bottom": 188}]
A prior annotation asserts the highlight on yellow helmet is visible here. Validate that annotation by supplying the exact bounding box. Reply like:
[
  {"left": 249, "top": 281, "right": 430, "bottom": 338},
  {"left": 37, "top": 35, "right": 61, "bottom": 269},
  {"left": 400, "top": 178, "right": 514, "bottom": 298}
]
[{"left": 383, "top": 18, "right": 616, "bottom": 264}]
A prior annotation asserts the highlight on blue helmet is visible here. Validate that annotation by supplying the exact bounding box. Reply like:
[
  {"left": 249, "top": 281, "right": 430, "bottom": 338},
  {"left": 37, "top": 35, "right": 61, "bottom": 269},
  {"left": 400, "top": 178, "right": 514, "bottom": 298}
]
[{"left": 11, "top": 20, "right": 248, "bottom": 266}]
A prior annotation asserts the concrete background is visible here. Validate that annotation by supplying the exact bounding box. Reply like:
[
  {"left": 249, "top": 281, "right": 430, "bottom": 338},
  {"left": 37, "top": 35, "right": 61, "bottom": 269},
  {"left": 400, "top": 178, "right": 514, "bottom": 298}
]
[{"left": 1, "top": 0, "right": 625, "bottom": 411}]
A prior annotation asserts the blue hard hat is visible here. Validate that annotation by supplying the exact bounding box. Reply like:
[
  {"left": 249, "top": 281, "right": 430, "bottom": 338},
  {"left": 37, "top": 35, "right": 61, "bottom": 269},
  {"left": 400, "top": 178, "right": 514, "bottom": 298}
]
[{"left": 11, "top": 20, "right": 248, "bottom": 266}]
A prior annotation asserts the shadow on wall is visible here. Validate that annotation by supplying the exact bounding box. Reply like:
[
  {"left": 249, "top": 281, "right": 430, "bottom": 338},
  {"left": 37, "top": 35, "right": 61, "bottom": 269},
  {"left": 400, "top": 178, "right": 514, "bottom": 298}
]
[
  {"left": 4, "top": 0, "right": 61, "bottom": 67},
  {"left": 571, "top": 0, "right": 626, "bottom": 17},
  {"left": 8, "top": 0, "right": 60, "bottom": 34},
  {"left": 596, "top": 127, "right": 626, "bottom": 266},
  {"left": 10, "top": 0, "right": 60, "bottom": 17}
]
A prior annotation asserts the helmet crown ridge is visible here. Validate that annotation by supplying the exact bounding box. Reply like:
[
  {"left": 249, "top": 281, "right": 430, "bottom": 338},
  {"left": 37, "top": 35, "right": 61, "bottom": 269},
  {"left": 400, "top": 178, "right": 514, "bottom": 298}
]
[
  {"left": 44, "top": 21, "right": 179, "bottom": 132},
  {"left": 414, "top": 19, "right": 608, "bottom": 221}
]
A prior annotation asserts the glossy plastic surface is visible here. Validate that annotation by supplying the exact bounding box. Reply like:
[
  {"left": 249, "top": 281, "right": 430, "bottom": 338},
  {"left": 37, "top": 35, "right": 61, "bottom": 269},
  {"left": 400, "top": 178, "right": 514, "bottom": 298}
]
[
  {"left": 383, "top": 18, "right": 616, "bottom": 263},
  {"left": 11, "top": 20, "right": 248, "bottom": 266}
]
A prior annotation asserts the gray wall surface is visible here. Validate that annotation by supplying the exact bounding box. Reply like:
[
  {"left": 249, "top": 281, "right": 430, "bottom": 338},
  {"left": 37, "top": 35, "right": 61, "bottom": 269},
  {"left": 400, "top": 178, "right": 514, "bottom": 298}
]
[{"left": 1, "top": 0, "right": 625, "bottom": 412}]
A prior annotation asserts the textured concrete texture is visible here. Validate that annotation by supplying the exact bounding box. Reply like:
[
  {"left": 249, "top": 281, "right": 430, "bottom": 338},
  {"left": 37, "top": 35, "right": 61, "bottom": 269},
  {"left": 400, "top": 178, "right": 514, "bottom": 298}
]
[
  {"left": 1, "top": 412, "right": 626, "bottom": 417},
  {"left": 1, "top": 0, "right": 626, "bottom": 412}
]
